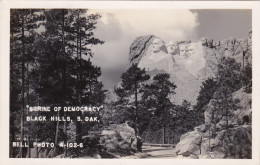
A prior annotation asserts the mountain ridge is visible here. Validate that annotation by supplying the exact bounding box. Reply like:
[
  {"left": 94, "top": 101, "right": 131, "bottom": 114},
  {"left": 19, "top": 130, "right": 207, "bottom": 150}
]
[{"left": 124, "top": 30, "right": 252, "bottom": 105}]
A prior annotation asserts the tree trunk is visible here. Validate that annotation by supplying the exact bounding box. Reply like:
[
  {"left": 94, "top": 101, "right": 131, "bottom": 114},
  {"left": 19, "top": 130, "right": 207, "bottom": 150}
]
[
  {"left": 63, "top": 114, "right": 67, "bottom": 157},
  {"left": 162, "top": 125, "right": 165, "bottom": 144},
  {"left": 208, "top": 124, "right": 211, "bottom": 151},
  {"left": 134, "top": 82, "right": 139, "bottom": 136},
  {"left": 79, "top": 29, "right": 82, "bottom": 102},
  {"left": 27, "top": 136, "right": 31, "bottom": 158},
  {"left": 27, "top": 63, "right": 30, "bottom": 106},
  {"left": 75, "top": 12, "right": 82, "bottom": 144},
  {"left": 54, "top": 111, "right": 60, "bottom": 156},
  {"left": 20, "top": 12, "right": 25, "bottom": 158},
  {"left": 61, "top": 10, "right": 67, "bottom": 158}
]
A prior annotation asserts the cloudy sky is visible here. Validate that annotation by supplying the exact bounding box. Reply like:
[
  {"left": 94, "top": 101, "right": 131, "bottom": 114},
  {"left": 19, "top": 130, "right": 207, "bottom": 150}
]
[{"left": 90, "top": 9, "right": 252, "bottom": 89}]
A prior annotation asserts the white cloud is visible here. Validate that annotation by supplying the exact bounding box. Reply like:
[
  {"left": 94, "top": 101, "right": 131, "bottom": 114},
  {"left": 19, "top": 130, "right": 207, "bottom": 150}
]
[
  {"left": 89, "top": 9, "right": 199, "bottom": 89},
  {"left": 91, "top": 9, "right": 199, "bottom": 70}
]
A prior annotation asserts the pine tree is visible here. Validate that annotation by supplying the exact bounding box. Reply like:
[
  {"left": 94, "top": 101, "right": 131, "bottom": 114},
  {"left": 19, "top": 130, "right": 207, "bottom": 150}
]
[
  {"left": 115, "top": 64, "right": 150, "bottom": 140},
  {"left": 195, "top": 78, "right": 218, "bottom": 111},
  {"left": 194, "top": 78, "right": 218, "bottom": 125},
  {"left": 142, "top": 73, "right": 176, "bottom": 144},
  {"left": 27, "top": 9, "right": 104, "bottom": 157},
  {"left": 69, "top": 10, "right": 104, "bottom": 144},
  {"left": 200, "top": 58, "right": 242, "bottom": 146},
  {"left": 10, "top": 9, "right": 42, "bottom": 158}
]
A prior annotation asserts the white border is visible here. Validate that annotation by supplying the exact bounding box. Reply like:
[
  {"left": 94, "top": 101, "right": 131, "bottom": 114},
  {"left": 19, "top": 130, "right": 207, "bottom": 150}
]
[{"left": 0, "top": 1, "right": 260, "bottom": 165}]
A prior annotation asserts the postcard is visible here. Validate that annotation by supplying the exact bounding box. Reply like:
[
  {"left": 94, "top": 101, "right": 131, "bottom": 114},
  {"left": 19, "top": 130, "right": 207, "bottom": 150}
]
[{"left": 0, "top": 1, "right": 260, "bottom": 165}]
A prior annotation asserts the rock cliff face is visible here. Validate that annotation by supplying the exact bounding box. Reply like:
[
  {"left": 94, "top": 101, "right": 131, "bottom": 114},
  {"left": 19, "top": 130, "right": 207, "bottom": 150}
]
[
  {"left": 127, "top": 30, "right": 252, "bottom": 105},
  {"left": 129, "top": 35, "right": 156, "bottom": 66},
  {"left": 197, "top": 29, "right": 252, "bottom": 82},
  {"left": 174, "top": 86, "right": 252, "bottom": 159},
  {"left": 172, "top": 34, "right": 252, "bottom": 158},
  {"left": 175, "top": 124, "right": 251, "bottom": 159}
]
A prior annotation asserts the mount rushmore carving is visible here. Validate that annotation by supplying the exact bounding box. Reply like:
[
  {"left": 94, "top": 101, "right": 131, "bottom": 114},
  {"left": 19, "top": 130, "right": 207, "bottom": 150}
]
[{"left": 128, "top": 30, "right": 252, "bottom": 105}]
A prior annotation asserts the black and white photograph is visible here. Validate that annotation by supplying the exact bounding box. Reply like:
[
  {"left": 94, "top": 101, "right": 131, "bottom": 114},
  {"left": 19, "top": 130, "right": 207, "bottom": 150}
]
[{"left": 1, "top": 1, "right": 259, "bottom": 162}]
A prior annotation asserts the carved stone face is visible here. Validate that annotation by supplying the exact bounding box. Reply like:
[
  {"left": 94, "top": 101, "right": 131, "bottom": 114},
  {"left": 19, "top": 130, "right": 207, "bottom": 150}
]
[
  {"left": 152, "top": 38, "right": 165, "bottom": 53},
  {"left": 187, "top": 43, "right": 197, "bottom": 57},
  {"left": 179, "top": 44, "right": 189, "bottom": 59},
  {"left": 167, "top": 41, "right": 179, "bottom": 55}
]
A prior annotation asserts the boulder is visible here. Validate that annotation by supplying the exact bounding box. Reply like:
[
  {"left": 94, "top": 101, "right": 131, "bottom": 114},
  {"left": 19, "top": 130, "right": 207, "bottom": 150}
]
[
  {"left": 99, "top": 123, "right": 137, "bottom": 155},
  {"left": 194, "top": 124, "right": 206, "bottom": 132},
  {"left": 175, "top": 130, "right": 202, "bottom": 157}
]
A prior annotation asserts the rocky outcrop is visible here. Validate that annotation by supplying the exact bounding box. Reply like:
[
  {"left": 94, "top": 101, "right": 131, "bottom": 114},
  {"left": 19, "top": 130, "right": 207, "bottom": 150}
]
[
  {"left": 197, "top": 30, "right": 252, "bottom": 82},
  {"left": 175, "top": 130, "right": 203, "bottom": 157},
  {"left": 175, "top": 124, "right": 251, "bottom": 159},
  {"left": 99, "top": 123, "right": 137, "bottom": 156},
  {"left": 200, "top": 29, "right": 252, "bottom": 68},
  {"left": 174, "top": 86, "right": 252, "bottom": 159},
  {"left": 196, "top": 46, "right": 219, "bottom": 81},
  {"left": 129, "top": 35, "right": 156, "bottom": 65},
  {"left": 204, "top": 87, "right": 252, "bottom": 130}
]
